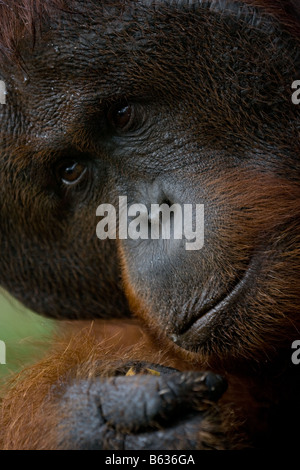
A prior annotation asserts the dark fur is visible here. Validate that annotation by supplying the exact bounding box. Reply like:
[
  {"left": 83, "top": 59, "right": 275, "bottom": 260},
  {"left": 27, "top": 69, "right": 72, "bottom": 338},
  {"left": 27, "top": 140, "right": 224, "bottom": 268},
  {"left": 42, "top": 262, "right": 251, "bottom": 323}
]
[{"left": 0, "top": 0, "right": 300, "bottom": 449}]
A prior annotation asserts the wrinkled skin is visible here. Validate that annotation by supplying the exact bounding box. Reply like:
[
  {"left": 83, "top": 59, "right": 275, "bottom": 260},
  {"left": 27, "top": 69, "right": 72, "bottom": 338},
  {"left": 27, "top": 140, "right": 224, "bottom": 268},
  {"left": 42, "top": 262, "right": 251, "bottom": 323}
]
[
  {"left": 58, "top": 368, "right": 227, "bottom": 450},
  {"left": 0, "top": 0, "right": 300, "bottom": 450}
]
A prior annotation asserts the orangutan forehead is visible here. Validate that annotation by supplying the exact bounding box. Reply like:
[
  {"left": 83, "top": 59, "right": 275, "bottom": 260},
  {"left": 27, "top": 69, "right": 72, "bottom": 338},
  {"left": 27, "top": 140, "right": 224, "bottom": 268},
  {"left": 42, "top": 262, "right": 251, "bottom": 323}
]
[
  {"left": 0, "top": 0, "right": 65, "bottom": 58},
  {"left": 0, "top": 0, "right": 299, "bottom": 61}
]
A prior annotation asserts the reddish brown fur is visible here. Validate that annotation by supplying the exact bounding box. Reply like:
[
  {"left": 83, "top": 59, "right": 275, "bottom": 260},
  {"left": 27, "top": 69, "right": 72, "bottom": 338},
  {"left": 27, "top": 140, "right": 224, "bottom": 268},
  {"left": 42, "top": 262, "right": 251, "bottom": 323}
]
[
  {"left": 0, "top": 321, "right": 244, "bottom": 450},
  {"left": 1, "top": 168, "right": 299, "bottom": 449},
  {"left": 121, "top": 170, "right": 300, "bottom": 366},
  {"left": 0, "top": 0, "right": 299, "bottom": 451},
  {"left": 0, "top": 321, "right": 198, "bottom": 450}
]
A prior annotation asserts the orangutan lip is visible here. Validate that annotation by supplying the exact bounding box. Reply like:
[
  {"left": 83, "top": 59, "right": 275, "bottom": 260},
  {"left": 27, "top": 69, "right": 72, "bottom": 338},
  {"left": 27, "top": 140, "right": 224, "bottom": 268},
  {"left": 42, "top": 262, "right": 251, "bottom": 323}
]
[{"left": 169, "top": 260, "right": 257, "bottom": 349}]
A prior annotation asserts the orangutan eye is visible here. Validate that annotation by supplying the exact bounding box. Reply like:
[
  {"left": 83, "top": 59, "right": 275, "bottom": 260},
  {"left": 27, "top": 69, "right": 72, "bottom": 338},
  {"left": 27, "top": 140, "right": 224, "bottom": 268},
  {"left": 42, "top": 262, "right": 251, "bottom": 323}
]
[
  {"left": 107, "top": 102, "right": 135, "bottom": 132},
  {"left": 57, "top": 161, "right": 87, "bottom": 185}
]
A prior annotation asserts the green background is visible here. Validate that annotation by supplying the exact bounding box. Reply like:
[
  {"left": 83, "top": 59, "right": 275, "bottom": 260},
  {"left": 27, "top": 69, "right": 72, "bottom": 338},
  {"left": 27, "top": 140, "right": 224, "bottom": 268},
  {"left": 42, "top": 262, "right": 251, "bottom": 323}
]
[{"left": 0, "top": 291, "right": 54, "bottom": 380}]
